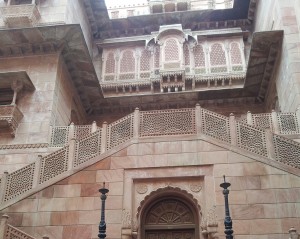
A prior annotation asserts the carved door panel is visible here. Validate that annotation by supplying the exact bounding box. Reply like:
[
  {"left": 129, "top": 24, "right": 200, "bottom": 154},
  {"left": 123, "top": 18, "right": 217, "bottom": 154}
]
[{"left": 146, "top": 230, "right": 194, "bottom": 239}]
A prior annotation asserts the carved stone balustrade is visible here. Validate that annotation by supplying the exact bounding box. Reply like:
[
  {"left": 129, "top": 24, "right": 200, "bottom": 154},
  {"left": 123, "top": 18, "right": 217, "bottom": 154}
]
[
  {"left": 0, "top": 4, "right": 40, "bottom": 27},
  {"left": 0, "top": 104, "right": 23, "bottom": 136}
]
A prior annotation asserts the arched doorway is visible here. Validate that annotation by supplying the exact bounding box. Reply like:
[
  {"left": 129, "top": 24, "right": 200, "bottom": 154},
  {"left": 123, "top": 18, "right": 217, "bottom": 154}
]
[{"left": 142, "top": 196, "right": 199, "bottom": 239}]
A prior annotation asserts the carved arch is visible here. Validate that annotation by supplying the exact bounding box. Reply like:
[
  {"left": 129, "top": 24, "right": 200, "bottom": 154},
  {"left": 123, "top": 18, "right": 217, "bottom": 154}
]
[{"left": 137, "top": 187, "right": 202, "bottom": 239}]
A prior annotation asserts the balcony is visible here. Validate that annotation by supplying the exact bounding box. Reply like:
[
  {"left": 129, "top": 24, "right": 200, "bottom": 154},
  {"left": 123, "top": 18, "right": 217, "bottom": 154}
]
[
  {"left": 0, "top": 104, "right": 23, "bottom": 136},
  {"left": 0, "top": 4, "right": 40, "bottom": 27}
]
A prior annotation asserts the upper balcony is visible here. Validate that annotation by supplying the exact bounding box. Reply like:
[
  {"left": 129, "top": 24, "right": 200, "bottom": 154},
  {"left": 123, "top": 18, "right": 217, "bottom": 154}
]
[
  {"left": 0, "top": 71, "right": 35, "bottom": 136},
  {"left": 0, "top": 104, "right": 23, "bottom": 136},
  {"left": 98, "top": 26, "right": 246, "bottom": 97},
  {"left": 0, "top": 0, "right": 40, "bottom": 28}
]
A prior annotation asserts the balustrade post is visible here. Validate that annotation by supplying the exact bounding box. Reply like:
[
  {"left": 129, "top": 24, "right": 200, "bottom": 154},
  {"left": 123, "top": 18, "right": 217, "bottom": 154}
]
[
  {"left": 265, "top": 129, "right": 276, "bottom": 159},
  {"left": 32, "top": 155, "right": 42, "bottom": 187},
  {"left": 101, "top": 122, "right": 108, "bottom": 154},
  {"left": 133, "top": 108, "right": 140, "bottom": 139},
  {"left": 92, "top": 121, "right": 98, "bottom": 133},
  {"left": 67, "top": 137, "right": 76, "bottom": 170},
  {"left": 229, "top": 113, "right": 237, "bottom": 146},
  {"left": 246, "top": 111, "right": 253, "bottom": 125},
  {"left": 0, "top": 214, "right": 9, "bottom": 239},
  {"left": 271, "top": 110, "right": 280, "bottom": 134},
  {"left": 195, "top": 104, "right": 202, "bottom": 135},
  {"left": 68, "top": 122, "right": 75, "bottom": 143},
  {"left": 0, "top": 171, "right": 9, "bottom": 203}
]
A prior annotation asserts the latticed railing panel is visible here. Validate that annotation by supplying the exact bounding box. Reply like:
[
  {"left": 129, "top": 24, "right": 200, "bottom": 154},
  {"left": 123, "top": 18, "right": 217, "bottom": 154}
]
[
  {"left": 50, "top": 126, "right": 69, "bottom": 147},
  {"left": 4, "top": 163, "right": 35, "bottom": 201},
  {"left": 140, "top": 109, "right": 196, "bottom": 137},
  {"left": 74, "top": 125, "right": 92, "bottom": 140},
  {"left": 201, "top": 109, "right": 231, "bottom": 143},
  {"left": 273, "top": 135, "right": 300, "bottom": 169},
  {"left": 236, "top": 122, "right": 268, "bottom": 157},
  {"left": 74, "top": 130, "right": 102, "bottom": 167},
  {"left": 39, "top": 146, "right": 69, "bottom": 184},
  {"left": 107, "top": 114, "right": 134, "bottom": 150},
  {"left": 5, "top": 225, "right": 36, "bottom": 239},
  {"left": 252, "top": 113, "right": 273, "bottom": 130},
  {"left": 277, "top": 113, "right": 299, "bottom": 134}
]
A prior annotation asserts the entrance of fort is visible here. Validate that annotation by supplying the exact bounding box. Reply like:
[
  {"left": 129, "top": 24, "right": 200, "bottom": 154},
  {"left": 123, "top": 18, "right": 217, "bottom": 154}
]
[{"left": 142, "top": 197, "right": 197, "bottom": 239}]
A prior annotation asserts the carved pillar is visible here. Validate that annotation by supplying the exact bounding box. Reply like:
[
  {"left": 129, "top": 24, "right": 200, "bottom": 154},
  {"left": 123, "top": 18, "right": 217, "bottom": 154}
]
[
  {"left": 0, "top": 214, "right": 9, "bottom": 239},
  {"left": 135, "top": 50, "right": 141, "bottom": 81},
  {"left": 115, "top": 52, "right": 120, "bottom": 81},
  {"left": 229, "top": 113, "right": 237, "bottom": 146},
  {"left": 0, "top": 171, "right": 9, "bottom": 203},
  {"left": 271, "top": 110, "right": 280, "bottom": 134},
  {"left": 68, "top": 137, "right": 76, "bottom": 170},
  {"left": 265, "top": 129, "right": 276, "bottom": 159},
  {"left": 246, "top": 111, "right": 253, "bottom": 125},
  {"left": 32, "top": 155, "right": 42, "bottom": 187},
  {"left": 91, "top": 121, "right": 98, "bottom": 133},
  {"left": 204, "top": 44, "right": 210, "bottom": 74},
  {"left": 133, "top": 108, "right": 140, "bottom": 140},
  {"left": 11, "top": 80, "right": 23, "bottom": 105},
  {"left": 195, "top": 103, "right": 202, "bottom": 135},
  {"left": 101, "top": 122, "right": 108, "bottom": 153},
  {"left": 225, "top": 41, "right": 230, "bottom": 73}
]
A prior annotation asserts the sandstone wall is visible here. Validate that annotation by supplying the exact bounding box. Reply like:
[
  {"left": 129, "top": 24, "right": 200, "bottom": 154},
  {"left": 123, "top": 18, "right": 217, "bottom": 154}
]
[
  {"left": 0, "top": 138, "right": 298, "bottom": 239},
  {"left": 254, "top": 0, "right": 300, "bottom": 112}
]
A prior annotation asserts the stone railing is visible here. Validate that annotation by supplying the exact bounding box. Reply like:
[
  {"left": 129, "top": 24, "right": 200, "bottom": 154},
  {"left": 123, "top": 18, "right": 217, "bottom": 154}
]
[
  {"left": 49, "top": 122, "right": 98, "bottom": 147},
  {"left": 0, "top": 104, "right": 24, "bottom": 136},
  {"left": 240, "top": 110, "right": 300, "bottom": 135},
  {"left": 0, "top": 215, "right": 42, "bottom": 239},
  {"left": 0, "top": 4, "right": 40, "bottom": 27},
  {"left": 1, "top": 106, "right": 300, "bottom": 209}
]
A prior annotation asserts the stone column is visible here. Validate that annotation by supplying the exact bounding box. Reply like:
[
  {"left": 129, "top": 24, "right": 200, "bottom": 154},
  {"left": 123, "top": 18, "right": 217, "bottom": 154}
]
[
  {"left": 0, "top": 215, "right": 9, "bottom": 239},
  {"left": 91, "top": 121, "right": 98, "bottom": 133},
  {"left": 101, "top": 122, "right": 108, "bottom": 153},
  {"left": 133, "top": 108, "right": 140, "bottom": 140},
  {"left": 11, "top": 80, "right": 23, "bottom": 105},
  {"left": 0, "top": 171, "right": 9, "bottom": 203},
  {"left": 195, "top": 104, "right": 202, "bottom": 135},
  {"left": 271, "top": 110, "right": 280, "bottom": 134},
  {"left": 229, "top": 113, "right": 237, "bottom": 146},
  {"left": 246, "top": 111, "right": 253, "bottom": 125}
]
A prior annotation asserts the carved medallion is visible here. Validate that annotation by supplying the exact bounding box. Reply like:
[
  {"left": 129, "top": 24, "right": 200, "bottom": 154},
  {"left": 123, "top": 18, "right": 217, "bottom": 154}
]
[
  {"left": 136, "top": 184, "right": 148, "bottom": 194},
  {"left": 189, "top": 184, "right": 202, "bottom": 193}
]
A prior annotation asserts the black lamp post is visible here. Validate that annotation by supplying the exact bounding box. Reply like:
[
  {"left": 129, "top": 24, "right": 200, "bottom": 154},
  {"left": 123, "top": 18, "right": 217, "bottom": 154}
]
[
  {"left": 98, "top": 182, "right": 109, "bottom": 239},
  {"left": 220, "top": 175, "right": 234, "bottom": 239}
]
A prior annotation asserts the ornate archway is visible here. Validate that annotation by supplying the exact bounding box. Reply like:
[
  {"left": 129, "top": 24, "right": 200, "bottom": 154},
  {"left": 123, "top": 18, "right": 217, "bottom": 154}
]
[{"left": 142, "top": 196, "right": 199, "bottom": 239}]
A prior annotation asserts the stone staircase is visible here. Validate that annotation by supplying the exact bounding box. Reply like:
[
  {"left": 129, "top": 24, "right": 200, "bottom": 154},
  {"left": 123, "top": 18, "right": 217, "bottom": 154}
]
[{"left": 0, "top": 105, "right": 300, "bottom": 212}]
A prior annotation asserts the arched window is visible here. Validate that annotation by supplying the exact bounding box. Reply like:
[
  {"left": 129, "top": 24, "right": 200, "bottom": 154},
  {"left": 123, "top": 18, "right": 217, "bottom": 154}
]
[
  {"left": 210, "top": 43, "right": 227, "bottom": 73},
  {"left": 105, "top": 52, "right": 115, "bottom": 74},
  {"left": 104, "top": 52, "right": 115, "bottom": 81},
  {"left": 140, "top": 49, "right": 151, "bottom": 79},
  {"left": 119, "top": 50, "right": 135, "bottom": 80},
  {"left": 164, "top": 39, "right": 179, "bottom": 62},
  {"left": 230, "top": 42, "right": 243, "bottom": 71},
  {"left": 194, "top": 44, "right": 206, "bottom": 74}
]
